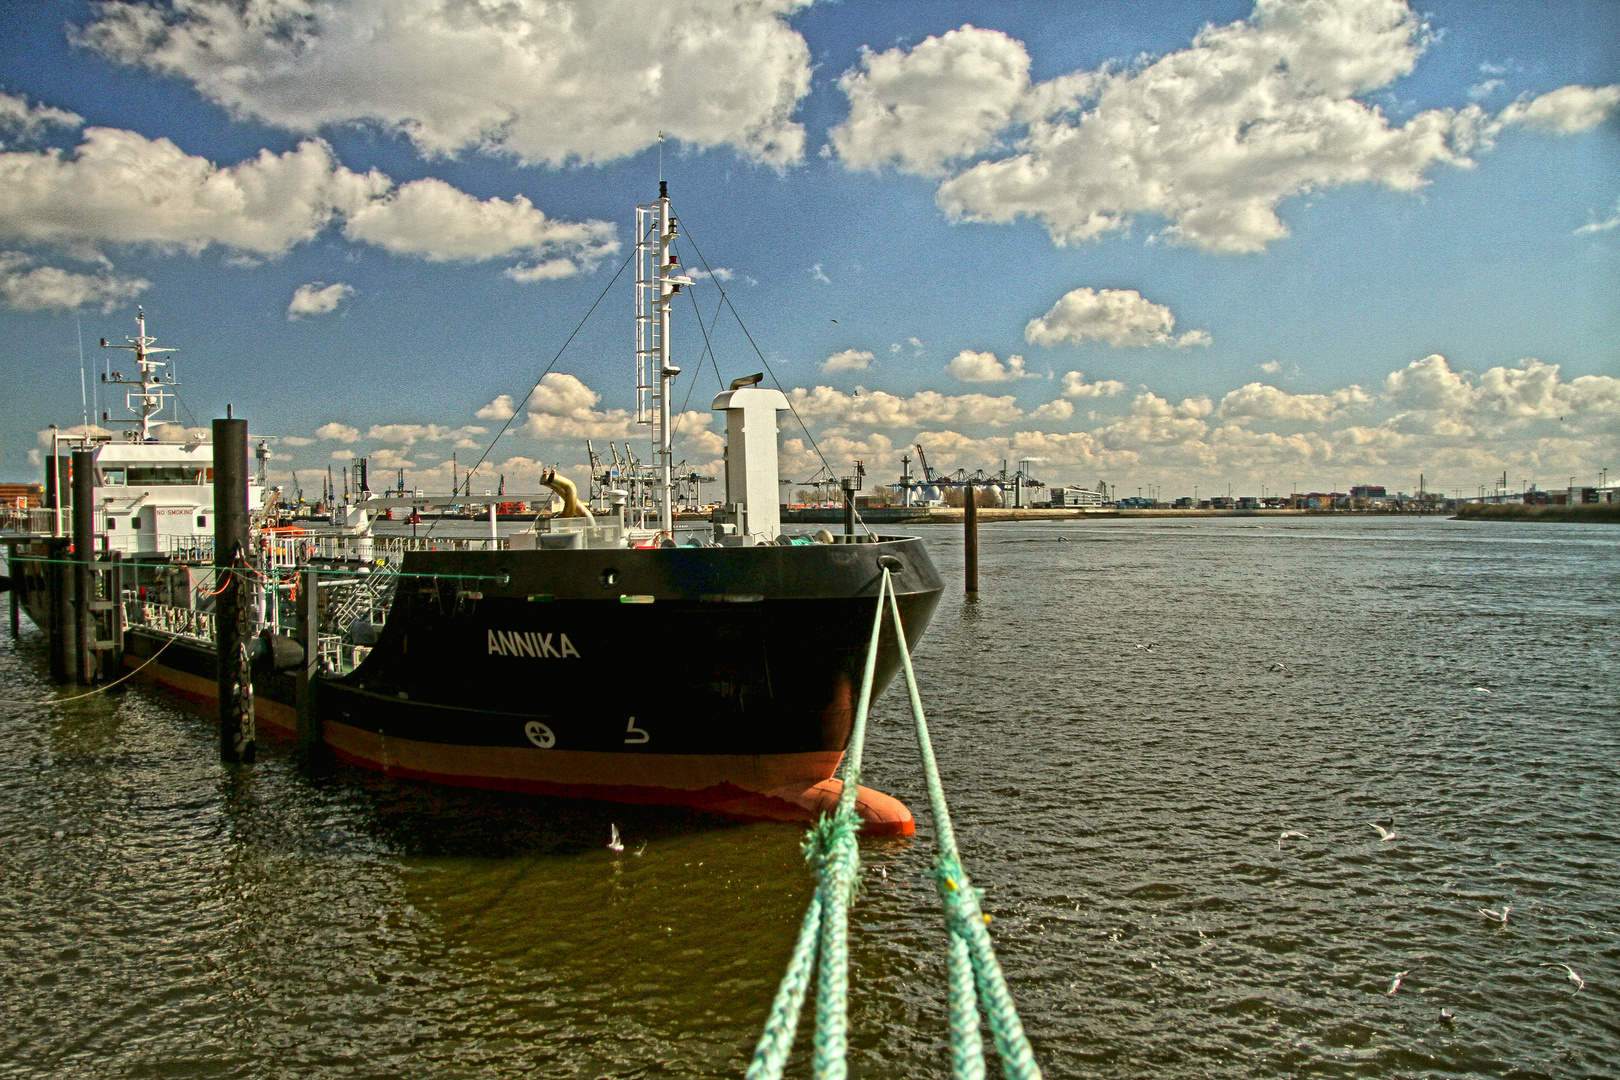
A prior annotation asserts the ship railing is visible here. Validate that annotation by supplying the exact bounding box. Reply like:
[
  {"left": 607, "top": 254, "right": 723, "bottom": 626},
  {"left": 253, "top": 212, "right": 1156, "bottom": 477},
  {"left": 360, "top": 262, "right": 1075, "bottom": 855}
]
[
  {"left": 163, "top": 535, "right": 216, "bottom": 563},
  {"left": 0, "top": 507, "right": 58, "bottom": 535},
  {"left": 287, "top": 533, "right": 507, "bottom": 562},
  {"left": 317, "top": 634, "right": 369, "bottom": 675},
  {"left": 326, "top": 560, "right": 400, "bottom": 635},
  {"left": 263, "top": 534, "right": 304, "bottom": 568},
  {"left": 127, "top": 600, "right": 217, "bottom": 645}
]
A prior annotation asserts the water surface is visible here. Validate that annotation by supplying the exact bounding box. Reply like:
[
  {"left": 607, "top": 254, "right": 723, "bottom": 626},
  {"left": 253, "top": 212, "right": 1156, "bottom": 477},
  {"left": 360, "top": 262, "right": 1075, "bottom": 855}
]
[{"left": 2, "top": 516, "right": 1616, "bottom": 1077}]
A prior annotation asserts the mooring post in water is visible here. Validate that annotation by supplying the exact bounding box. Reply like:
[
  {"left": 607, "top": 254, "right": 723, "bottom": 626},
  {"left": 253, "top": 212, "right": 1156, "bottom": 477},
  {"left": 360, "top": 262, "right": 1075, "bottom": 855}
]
[
  {"left": 296, "top": 566, "right": 320, "bottom": 753},
  {"left": 7, "top": 541, "right": 19, "bottom": 639},
  {"left": 214, "top": 412, "right": 256, "bottom": 764},
  {"left": 963, "top": 482, "right": 979, "bottom": 595},
  {"left": 71, "top": 448, "right": 97, "bottom": 683},
  {"left": 842, "top": 475, "right": 858, "bottom": 537},
  {"left": 46, "top": 536, "right": 71, "bottom": 682},
  {"left": 110, "top": 549, "right": 126, "bottom": 672}
]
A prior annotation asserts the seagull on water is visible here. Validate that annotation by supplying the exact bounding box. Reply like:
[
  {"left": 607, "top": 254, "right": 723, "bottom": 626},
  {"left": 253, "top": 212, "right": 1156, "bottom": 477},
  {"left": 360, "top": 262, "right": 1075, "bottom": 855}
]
[
  {"left": 1278, "top": 830, "right": 1308, "bottom": 849},
  {"left": 1388, "top": 970, "right": 1410, "bottom": 995},
  {"left": 1368, "top": 822, "right": 1399, "bottom": 842},
  {"left": 1541, "top": 963, "right": 1584, "bottom": 993},
  {"left": 1439, "top": 1008, "right": 1455, "bottom": 1023},
  {"left": 608, "top": 823, "right": 624, "bottom": 853},
  {"left": 1479, "top": 905, "right": 1510, "bottom": 925}
]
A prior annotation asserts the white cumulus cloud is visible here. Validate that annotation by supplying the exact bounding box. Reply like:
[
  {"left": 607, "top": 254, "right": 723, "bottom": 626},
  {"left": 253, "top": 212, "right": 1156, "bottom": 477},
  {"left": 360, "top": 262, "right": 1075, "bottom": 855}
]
[
  {"left": 823, "top": 348, "right": 873, "bottom": 373},
  {"left": 0, "top": 126, "right": 614, "bottom": 274},
  {"left": 476, "top": 394, "right": 516, "bottom": 421},
  {"left": 344, "top": 177, "right": 617, "bottom": 272},
  {"left": 287, "top": 280, "right": 352, "bottom": 319},
  {"left": 832, "top": 25, "right": 1031, "bottom": 176},
  {"left": 365, "top": 423, "right": 486, "bottom": 446},
  {"left": 946, "top": 349, "right": 1034, "bottom": 382},
  {"left": 788, "top": 385, "right": 1024, "bottom": 428},
  {"left": 835, "top": 0, "right": 1618, "bottom": 254},
  {"left": 0, "top": 251, "right": 148, "bottom": 312},
  {"left": 314, "top": 422, "right": 360, "bottom": 443},
  {"left": 1218, "top": 382, "right": 1371, "bottom": 421},
  {"left": 1027, "top": 288, "right": 1209, "bottom": 348},
  {"left": 1497, "top": 84, "right": 1620, "bottom": 135},
  {"left": 520, "top": 372, "right": 710, "bottom": 442},
  {"left": 1059, "top": 371, "right": 1128, "bottom": 399},
  {"left": 0, "top": 92, "right": 83, "bottom": 145},
  {"left": 81, "top": 0, "right": 812, "bottom": 168},
  {"left": 0, "top": 128, "right": 385, "bottom": 256}
]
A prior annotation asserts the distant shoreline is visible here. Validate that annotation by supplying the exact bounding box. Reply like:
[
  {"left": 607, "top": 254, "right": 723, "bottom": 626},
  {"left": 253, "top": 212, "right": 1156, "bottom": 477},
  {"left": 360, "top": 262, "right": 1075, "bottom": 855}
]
[
  {"left": 783, "top": 506, "right": 1446, "bottom": 525},
  {"left": 1452, "top": 503, "right": 1620, "bottom": 524}
]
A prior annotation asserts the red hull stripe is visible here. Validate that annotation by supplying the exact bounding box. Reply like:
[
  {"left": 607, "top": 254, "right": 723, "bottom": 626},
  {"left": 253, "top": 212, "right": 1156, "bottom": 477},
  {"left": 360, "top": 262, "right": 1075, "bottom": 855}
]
[{"left": 125, "top": 654, "right": 914, "bottom": 836}]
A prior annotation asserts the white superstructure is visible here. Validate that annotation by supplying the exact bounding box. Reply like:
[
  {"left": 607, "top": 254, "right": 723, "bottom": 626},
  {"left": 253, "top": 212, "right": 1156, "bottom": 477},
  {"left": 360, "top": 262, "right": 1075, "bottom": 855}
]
[{"left": 44, "top": 311, "right": 264, "bottom": 555}]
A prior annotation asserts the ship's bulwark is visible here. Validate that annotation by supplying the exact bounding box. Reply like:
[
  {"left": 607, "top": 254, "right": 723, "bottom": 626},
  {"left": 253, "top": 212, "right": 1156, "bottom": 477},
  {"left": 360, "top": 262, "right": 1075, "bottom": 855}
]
[{"left": 121, "top": 537, "right": 944, "bottom": 831}]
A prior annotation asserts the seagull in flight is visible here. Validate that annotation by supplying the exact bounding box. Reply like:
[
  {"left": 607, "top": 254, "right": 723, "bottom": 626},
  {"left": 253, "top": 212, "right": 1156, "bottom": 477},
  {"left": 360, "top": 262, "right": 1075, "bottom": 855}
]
[
  {"left": 1541, "top": 963, "right": 1584, "bottom": 993},
  {"left": 608, "top": 823, "right": 624, "bottom": 853},
  {"left": 633, "top": 841, "right": 647, "bottom": 857},
  {"left": 1479, "top": 905, "right": 1510, "bottom": 925},
  {"left": 1368, "top": 822, "right": 1399, "bottom": 842},
  {"left": 1134, "top": 642, "right": 1158, "bottom": 651},
  {"left": 1269, "top": 662, "right": 1286, "bottom": 672},
  {"left": 1278, "top": 830, "right": 1308, "bottom": 849},
  {"left": 1473, "top": 687, "right": 1493, "bottom": 694},
  {"left": 1388, "top": 970, "right": 1411, "bottom": 995}
]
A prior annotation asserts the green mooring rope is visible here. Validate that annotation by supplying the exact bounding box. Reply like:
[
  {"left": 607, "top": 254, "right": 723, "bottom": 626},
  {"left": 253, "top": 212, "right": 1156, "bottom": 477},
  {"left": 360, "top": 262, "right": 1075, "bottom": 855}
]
[{"left": 745, "top": 570, "right": 1042, "bottom": 1080}]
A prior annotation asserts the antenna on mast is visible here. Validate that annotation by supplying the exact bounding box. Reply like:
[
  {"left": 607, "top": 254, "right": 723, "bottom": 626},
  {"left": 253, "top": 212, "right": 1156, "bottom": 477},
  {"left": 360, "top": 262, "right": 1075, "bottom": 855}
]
[{"left": 99, "top": 307, "right": 177, "bottom": 442}]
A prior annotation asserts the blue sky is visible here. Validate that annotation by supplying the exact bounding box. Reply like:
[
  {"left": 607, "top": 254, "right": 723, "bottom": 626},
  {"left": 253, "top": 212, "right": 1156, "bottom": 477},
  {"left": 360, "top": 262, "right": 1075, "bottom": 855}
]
[{"left": 1, "top": 0, "right": 1615, "bottom": 498}]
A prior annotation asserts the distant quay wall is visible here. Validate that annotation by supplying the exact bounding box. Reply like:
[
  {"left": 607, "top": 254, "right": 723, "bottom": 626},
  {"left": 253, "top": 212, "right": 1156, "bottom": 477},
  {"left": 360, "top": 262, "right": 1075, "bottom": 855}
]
[
  {"left": 783, "top": 507, "right": 1331, "bottom": 525},
  {"left": 1454, "top": 503, "right": 1620, "bottom": 524}
]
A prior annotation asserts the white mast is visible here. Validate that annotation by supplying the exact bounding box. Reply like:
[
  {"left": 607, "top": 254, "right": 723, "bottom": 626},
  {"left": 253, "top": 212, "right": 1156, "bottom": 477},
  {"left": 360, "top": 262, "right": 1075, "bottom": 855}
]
[
  {"left": 636, "top": 181, "right": 690, "bottom": 536},
  {"left": 99, "top": 307, "right": 176, "bottom": 442}
]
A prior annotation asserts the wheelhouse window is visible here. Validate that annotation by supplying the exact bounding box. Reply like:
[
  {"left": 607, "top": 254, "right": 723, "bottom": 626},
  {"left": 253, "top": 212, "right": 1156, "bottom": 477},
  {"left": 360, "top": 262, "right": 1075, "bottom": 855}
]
[
  {"left": 126, "top": 466, "right": 206, "bottom": 486},
  {"left": 106, "top": 517, "right": 118, "bottom": 530},
  {"left": 101, "top": 468, "right": 126, "bottom": 485}
]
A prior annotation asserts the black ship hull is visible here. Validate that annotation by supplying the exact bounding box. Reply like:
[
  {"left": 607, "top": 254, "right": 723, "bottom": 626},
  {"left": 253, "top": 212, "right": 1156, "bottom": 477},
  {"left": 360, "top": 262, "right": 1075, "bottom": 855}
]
[{"left": 114, "top": 536, "right": 943, "bottom": 831}]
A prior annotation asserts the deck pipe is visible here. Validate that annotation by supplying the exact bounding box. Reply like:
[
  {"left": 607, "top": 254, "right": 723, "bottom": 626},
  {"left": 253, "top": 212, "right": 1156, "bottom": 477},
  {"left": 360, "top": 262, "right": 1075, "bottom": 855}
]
[
  {"left": 214, "top": 414, "right": 256, "bottom": 763},
  {"left": 963, "top": 483, "right": 979, "bottom": 595},
  {"left": 71, "top": 448, "right": 97, "bottom": 682}
]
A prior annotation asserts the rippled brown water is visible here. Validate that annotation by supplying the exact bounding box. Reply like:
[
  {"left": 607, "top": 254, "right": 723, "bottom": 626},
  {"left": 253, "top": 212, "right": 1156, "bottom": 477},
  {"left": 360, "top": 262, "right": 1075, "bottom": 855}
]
[{"left": 3, "top": 516, "right": 1616, "bottom": 1078}]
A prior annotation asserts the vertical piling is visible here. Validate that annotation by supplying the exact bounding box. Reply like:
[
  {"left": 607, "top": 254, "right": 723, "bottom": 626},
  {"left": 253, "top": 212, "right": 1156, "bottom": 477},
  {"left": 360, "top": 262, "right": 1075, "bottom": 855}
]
[
  {"left": 110, "top": 550, "right": 126, "bottom": 672},
  {"left": 214, "top": 415, "right": 256, "bottom": 764},
  {"left": 296, "top": 567, "right": 320, "bottom": 754},
  {"left": 71, "top": 448, "right": 97, "bottom": 682},
  {"left": 963, "top": 483, "right": 979, "bottom": 595},
  {"left": 842, "top": 476, "right": 858, "bottom": 537},
  {"left": 7, "top": 541, "right": 19, "bottom": 639},
  {"left": 46, "top": 537, "right": 72, "bottom": 682}
]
